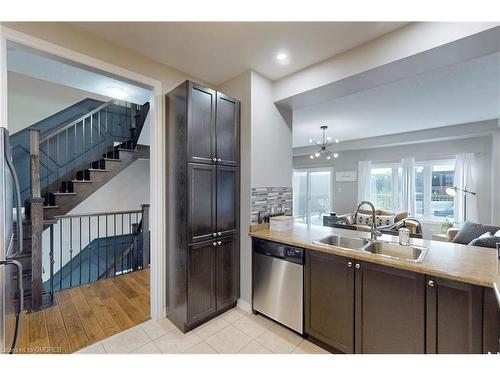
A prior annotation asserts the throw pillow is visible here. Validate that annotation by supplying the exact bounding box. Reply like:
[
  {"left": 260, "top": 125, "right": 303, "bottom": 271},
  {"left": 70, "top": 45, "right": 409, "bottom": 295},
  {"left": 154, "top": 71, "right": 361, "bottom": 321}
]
[
  {"left": 495, "top": 229, "right": 500, "bottom": 237},
  {"left": 356, "top": 213, "right": 373, "bottom": 226},
  {"left": 375, "top": 215, "right": 396, "bottom": 227},
  {"left": 467, "top": 232, "right": 491, "bottom": 246},
  {"left": 469, "top": 236, "right": 500, "bottom": 248},
  {"left": 355, "top": 213, "right": 395, "bottom": 226},
  {"left": 451, "top": 221, "right": 500, "bottom": 245}
]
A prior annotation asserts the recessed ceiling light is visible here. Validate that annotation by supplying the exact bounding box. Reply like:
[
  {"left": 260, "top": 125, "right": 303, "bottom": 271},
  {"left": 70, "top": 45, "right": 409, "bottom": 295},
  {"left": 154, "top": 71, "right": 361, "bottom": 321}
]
[{"left": 276, "top": 52, "right": 290, "bottom": 65}]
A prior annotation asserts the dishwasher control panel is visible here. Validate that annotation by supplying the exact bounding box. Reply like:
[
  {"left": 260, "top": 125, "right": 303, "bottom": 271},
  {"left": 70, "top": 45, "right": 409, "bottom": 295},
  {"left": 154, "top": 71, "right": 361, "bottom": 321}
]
[{"left": 253, "top": 238, "right": 304, "bottom": 265}]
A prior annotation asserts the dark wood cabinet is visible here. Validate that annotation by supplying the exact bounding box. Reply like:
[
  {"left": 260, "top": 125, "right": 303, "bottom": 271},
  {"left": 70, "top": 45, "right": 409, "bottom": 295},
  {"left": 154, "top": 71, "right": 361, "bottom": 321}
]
[
  {"left": 354, "top": 261, "right": 425, "bottom": 354},
  {"left": 215, "top": 92, "right": 240, "bottom": 166},
  {"left": 216, "top": 166, "right": 239, "bottom": 238},
  {"left": 188, "top": 164, "right": 216, "bottom": 243},
  {"left": 426, "top": 276, "right": 483, "bottom": 354},
  {"left": 483, "top": 287, "right": 500, "bottom": 353},
  {"left": 187, "top": 83, "right": 216, "bottom": 164},
  {"left": 188, "top": 241, "right": 217, "bottom": 324},
  {"left": 304, "top": 251, "right": 355, "bottom": 353},
  {"left": 166, "top": 80, "right": 240, "bottom": 332},
  {"left": 216, "top": 236, "right": 240, "bottom": 311}
]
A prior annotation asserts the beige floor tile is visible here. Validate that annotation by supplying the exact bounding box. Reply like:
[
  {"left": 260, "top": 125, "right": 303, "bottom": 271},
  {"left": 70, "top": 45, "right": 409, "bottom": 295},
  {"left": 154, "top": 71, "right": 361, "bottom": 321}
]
[
  {"left": 205, "top": 325, "right": 252, "bottom": 354},
  {"left": 193, "top": 317, "right": 230, "bottom": 340},
  {"left": 255, "top": 324, "right": 303, "bottom": 354},
  {"left": 75, "top": 342, "right": 106, "bottom": 354},
  {"left": 238, "top": 341, "right": 273, "bottom": 354},
  {"left": 156, "top": 317, "right": 182, "bottom": 334},
  {"left": 184, "top": 341, "right": 218, "bottom": 354},
  {"left": 131, "top": 342, "right": 162, "bottom": 354},
  {"left": 232, "top": 314, "right": 273, "bottom": 339},
  {"left": 101, "top": 325, "right": 151, "bottom": 354},
  {"left": 153, "top": 330, "right": 202, "bottom": 354},
  {"left": 220, "top": 308, "right": 247, "bottom": 323},
  {"left": 138, "top": 319, "right": 177, "bottom": 340},
  {"left": 292, "top": 340, "right": 330, "bottom": 354}
]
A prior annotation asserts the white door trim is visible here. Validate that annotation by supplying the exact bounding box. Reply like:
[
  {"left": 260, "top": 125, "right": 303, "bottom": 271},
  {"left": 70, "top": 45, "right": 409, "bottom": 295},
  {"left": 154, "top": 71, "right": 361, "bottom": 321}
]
[{"left": 0, "top": 26, "right": 166, "bottom": 320}]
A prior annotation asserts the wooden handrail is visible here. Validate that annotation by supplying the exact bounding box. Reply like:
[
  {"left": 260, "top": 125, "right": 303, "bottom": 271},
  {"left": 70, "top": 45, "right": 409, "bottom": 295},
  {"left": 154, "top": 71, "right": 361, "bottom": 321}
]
[{"left": 53, "top": 209, "right": 142, "bottom": 219}]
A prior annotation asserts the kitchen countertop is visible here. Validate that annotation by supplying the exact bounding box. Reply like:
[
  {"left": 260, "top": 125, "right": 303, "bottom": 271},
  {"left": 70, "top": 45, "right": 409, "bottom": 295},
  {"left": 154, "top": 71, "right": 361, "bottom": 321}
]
[{"left": 249, "top": 223, "right": 500, "bottom": 308}]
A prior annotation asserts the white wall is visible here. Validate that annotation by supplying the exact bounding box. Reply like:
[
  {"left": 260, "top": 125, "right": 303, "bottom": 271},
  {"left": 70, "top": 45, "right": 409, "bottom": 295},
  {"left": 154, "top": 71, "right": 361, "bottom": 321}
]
[
  {"left": 70, "top": 158, "right": 150, "bottom": 214},
  {"left": 7, "top": 71, "right": 109, "bottom": 134},
  {"left": 250, "top": 71, "right": 293, "bottom": 187},
  {"left": 294, "top": 137, "right": 493, "bottom": 226}
]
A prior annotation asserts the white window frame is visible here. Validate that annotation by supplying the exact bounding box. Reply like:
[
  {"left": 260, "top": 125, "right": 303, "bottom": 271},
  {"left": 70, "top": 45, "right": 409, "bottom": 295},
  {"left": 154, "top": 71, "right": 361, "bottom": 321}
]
[
  {"left": 370, "top": 162, "right": 401, "bottom": 212},
  {"left": 293, "top": 167, "right": 334, "bottom": 226},
  {"left": 414, "top": 159, "right": 456, "bottom": 222}
]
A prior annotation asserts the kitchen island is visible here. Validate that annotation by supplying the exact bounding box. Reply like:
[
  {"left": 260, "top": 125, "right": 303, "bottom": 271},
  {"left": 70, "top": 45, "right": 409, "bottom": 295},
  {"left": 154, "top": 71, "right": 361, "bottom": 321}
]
[{"left": 249, "top": 223, "right": 500, "bottom": 354}]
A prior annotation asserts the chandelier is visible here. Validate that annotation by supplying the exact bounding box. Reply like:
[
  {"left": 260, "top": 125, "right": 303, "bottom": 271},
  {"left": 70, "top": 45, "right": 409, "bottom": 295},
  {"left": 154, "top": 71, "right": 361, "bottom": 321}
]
[{"left": 308, "top": 126, "right": 339, "bottom": 160}]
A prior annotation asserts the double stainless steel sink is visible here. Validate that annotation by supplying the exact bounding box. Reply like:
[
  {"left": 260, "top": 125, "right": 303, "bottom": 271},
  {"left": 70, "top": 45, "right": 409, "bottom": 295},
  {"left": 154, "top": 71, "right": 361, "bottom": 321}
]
[{"left": 313, "top": 235, "right": 428, "bottom": 263}]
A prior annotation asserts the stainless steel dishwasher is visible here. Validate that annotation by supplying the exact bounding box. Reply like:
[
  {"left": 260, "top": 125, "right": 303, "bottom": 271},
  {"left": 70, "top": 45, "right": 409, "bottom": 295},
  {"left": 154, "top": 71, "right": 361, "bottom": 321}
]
[{"left": 252, "top": 238, "right": 304, "bottom": 334}]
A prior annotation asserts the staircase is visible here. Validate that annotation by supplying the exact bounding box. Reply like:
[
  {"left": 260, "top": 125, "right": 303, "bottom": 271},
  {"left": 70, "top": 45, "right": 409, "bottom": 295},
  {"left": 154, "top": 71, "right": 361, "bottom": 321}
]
[
  {"left": 34, "top": 142, "right": 149, "bottom": 220},
  {"left": 9, "top": 98, "right": 150, "bottom": 311}
]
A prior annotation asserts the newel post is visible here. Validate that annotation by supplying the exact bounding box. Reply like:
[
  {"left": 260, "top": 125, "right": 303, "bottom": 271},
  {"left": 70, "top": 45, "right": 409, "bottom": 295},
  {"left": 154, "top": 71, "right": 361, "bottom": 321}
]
[
  {"left": 141, "top": 204, "right": 150, "bottom": 269},
  {"left": 29, "top": 128, "right": 44, "bottom": 310}
]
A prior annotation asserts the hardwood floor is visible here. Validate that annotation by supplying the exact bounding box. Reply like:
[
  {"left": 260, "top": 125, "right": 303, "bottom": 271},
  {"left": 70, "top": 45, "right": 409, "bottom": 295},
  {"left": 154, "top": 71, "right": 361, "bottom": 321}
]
[{"left": 11, "top": 269, "right": 150, "bottom": 354}]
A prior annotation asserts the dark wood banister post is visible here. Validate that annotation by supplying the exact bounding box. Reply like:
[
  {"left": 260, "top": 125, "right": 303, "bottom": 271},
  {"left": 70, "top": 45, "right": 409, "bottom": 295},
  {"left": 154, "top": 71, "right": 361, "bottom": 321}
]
[
  {"left": 141, "top": 204, "right": 150, "bottom": 269},
  {"left": 29, "top": 128, "right": 44, "bottom": 310}
]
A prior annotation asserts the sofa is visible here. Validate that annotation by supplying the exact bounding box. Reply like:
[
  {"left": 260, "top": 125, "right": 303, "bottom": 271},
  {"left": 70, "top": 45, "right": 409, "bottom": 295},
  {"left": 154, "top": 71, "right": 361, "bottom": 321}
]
[
  {"left": 335, "top": 209, "right": 423, "bottom": 237},
  {"left": 446, "top": 222, "right": 500, "bottom": 248}
]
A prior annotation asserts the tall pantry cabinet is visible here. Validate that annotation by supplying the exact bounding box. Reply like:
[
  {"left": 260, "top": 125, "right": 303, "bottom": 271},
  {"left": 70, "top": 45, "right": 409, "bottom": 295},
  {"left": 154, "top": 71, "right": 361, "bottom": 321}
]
[{"left": 166, "top": 81, "right": 240, "bottom": 332}]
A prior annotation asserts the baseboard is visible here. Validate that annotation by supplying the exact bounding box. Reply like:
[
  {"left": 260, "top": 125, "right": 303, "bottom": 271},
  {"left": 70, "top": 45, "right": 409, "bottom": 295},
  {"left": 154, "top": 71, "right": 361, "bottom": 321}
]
[{"left": 237, "top": 299, "right": 252, "bottom": 313}]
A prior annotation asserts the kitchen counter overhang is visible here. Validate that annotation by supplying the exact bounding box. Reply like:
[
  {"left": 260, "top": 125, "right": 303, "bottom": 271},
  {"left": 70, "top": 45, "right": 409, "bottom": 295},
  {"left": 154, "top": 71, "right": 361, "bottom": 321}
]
[{"left": 249, "top": 223, "right": 500, "bottom": 308}]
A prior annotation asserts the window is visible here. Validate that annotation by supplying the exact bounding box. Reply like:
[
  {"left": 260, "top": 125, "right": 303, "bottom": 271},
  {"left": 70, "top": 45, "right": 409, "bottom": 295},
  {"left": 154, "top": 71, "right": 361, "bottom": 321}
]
[
  {"left": 414, "top": 161, "right": 455, "bottom": 219},
  {"left": 431, "top": 164, "right": 455, "bottom": 218},
  {"left": 368, "top": 160, "right": 455, "bottom": 220},
  {"left": 370, "top": 166, "right": 402, "bottom": 211},
  {"left": 293, "top": 168, "right": 333, "bottom": 226}
]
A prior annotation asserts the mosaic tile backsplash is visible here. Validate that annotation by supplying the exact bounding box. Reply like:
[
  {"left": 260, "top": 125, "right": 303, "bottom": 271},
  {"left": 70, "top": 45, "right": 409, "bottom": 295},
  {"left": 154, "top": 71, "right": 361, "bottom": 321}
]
[{"left": 251, "top": 187, "right": 293, "bottom": 223}]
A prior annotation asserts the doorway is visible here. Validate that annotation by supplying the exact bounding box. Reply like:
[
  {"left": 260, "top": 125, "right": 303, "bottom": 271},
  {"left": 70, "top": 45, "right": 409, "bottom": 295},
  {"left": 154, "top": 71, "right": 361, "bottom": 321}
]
[
  {"left": 292, "top": 167, "right": 334, "bottom": 226},
  {"left": 0, "top": 27, "right": 164, "bottom": 353}
]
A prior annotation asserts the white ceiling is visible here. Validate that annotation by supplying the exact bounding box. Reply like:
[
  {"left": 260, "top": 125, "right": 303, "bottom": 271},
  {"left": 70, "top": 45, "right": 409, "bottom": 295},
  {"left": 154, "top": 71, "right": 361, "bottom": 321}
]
[
  {"left": 70, "top": 22, "right": 408, "bottom": 84},
  {"left": 7, "top": 42, "right": 152, "bottom": 105},
  {"left": 292, "top": 52, "right": 500, "bottom": 148}
]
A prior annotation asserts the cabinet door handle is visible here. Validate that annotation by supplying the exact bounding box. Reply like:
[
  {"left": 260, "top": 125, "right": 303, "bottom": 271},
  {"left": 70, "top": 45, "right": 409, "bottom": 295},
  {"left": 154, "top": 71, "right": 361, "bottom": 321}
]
[
  {"left": 217, "top": 158, "right": 222, "bottom": 162},
  {"left": 217, "top": 232, "right": 222, "bottom": 236},
  {"left": 212, "top": 157, "right": 217, "bottom": 162},
  {"left": 347, "top": 261, "right": 353, "bottom": 268},
  {"left": 212, "top": 242, "right": 217, "bottom": 247},
  {"left": 428, "top": 280, "right": 435, "bottom": 287},
  {"left": 217, "top": 241, "right": 222, "bottom": 245},
  {"left": 212, "top": 233, "right": 217, "bottom": 237},
  {"left": 355, "top": 263, "right": 360, "bottom": 269}
]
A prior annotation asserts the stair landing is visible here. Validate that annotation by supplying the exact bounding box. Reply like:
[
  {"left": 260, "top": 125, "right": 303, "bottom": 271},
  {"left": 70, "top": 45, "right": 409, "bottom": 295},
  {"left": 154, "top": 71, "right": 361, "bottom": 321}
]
[{"left": 6, "top": 269, "right": 150, "bottom": 354}]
